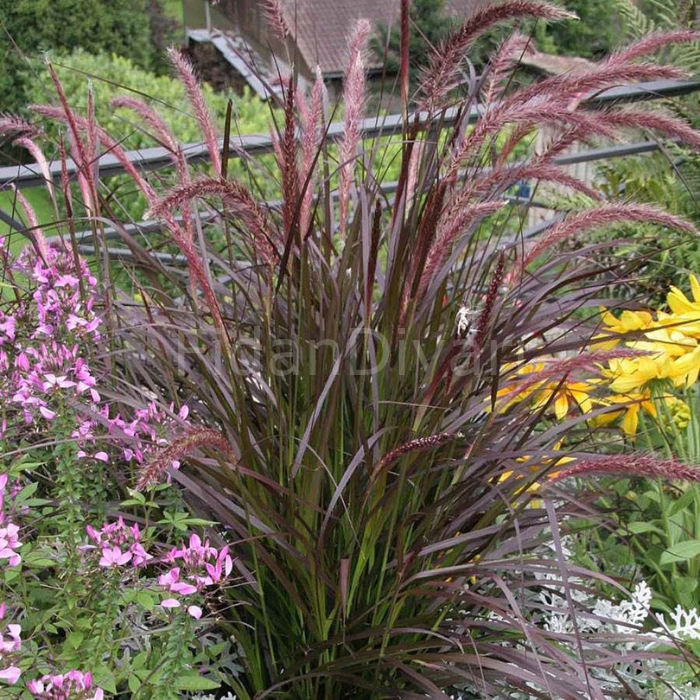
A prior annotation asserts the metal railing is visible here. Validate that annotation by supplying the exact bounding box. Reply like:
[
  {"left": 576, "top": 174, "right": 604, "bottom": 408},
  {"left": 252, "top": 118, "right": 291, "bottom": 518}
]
[
  {"left": 1, "top": 79, "right": 698, "bottom": 190},
  {"left": 1, "top": 78, "right": 698, "bottom": 263}
]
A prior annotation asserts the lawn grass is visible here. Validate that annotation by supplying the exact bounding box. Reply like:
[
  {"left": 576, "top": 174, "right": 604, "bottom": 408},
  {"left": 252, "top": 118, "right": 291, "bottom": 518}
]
[
  {"left": 161, "top": 0, "right": 184, "bottom": 24},
  {"left": 0, "top": 187, "right": 55, "bottom": 253}
]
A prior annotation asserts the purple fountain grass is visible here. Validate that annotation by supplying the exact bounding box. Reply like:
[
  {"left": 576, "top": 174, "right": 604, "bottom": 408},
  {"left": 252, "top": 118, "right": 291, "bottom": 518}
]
[
  {"left": 519, "top": 62, "right": 685, "bottom": 111},
  {"left": 606, "top": 29, "right": 700, "bottom": 65},
  {"left": 261, "top": 0, "right": 289, "bottom": 42},
  {"left": 148, "top": 177, "right": 278, "bottom": 266},
  {"left": 473, "top": 252, "right": 507, "bottom": 353},
  {"left": 418, "top": 1, "right": 572, "bottom": 108},
  {"left": 413, "top": 201, "right": 506, "bottom": 304},
  {"left": 299, "top": 68, "right": 326, "bottom": 235},
  {"left": 549, "top": 454, "right": 700, "bottom": 484},
  {"left": 12, "top": 136, "right": 55, "bottom": 203},
  {"left": 521, "top": 203, "right": 697, "bottom": 271},
  {"left": 110, "top": 96, "right": 180, "bottom": 154},
  {"left": 482, "top": 33, "right": 531, "bottom": 105},
  {"left": 167, "top": 48, "right": 222, "bottom": 177},
  {"left": 136, "top": 426, "right": 237, "bottom": 491},
  {"left": 473, "top": 161, "right": 603, "bottom": 202},
  {"left": 280, "top": 80, "right": 300, "bottom": 243},
  {"left": 599, "top": 109, "right": 700, "bottom": 151},
  {"left": 111, "top": 95, "right": 194, "bottom": 241},
  {"left": 501, "top": 349, "right": 645, "bottom": 404},
  {"left": 0, "top": 114, "right": 36, "bottom": 138},
  {"left": 338, "top": 19, "right": 370, "bottom": 240},
  {"left": 372, "top": 432, "right": 461, "bottom": 480},
  {"left": 10, "top": 6, "right": 700, "bottom": 695},
  {"left": 11, "top": 187, "right": 49, "bottom": 262},
  {"left": 445, "top": 104, "right": 622, "bottom": 182},
  {"left": 45, "top": 63, "right": 91, "bottom": 189},
  {"left": 31, "top": 105, "right": 159, "bottom": 205}
]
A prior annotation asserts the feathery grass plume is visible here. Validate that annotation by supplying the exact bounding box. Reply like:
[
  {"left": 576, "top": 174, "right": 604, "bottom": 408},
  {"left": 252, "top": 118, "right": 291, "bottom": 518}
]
[
  {"left": 473, "top": 252, "right": 506, "bottom": 353},
  {"left": 445, "top": 104, "right": 618, "bottom": 182},
  {"left": 521, "top": 204, "right": 697, "bottom": 271},
  {"left": 482, "top": 32, "right": 531, "bottom": 105},
  {"left": 0, "top": 114, "right": 36, "bottom": 138},
  {"left": 148, "top": 178, "right": 278, "bottom": 266},
  {"left": 32, "top": 102, "right": 229, "bottom": 336},
  {"left": 111, "top": 95, "right": 194, "bottom": 240},
  {"left": 599, "top": 109, "right": 700, "bottom": 151},
  {"left": 111, "top": 96, "right": 179, "bottom": 154},
  {"left": 606, "top": 29, "right": 700, "bottom": 65},
  {"left": 405, "top": 181, "right": 447, "bottom": 302},
  {"left": 280, "top": 79, "right": 300, "bottom": 243},
  {"left": 472, "top": 161, "right": 603, "bottom": 202},
  {"left": 45, "top": 62, "right": 90, "bottom": 186},
  {"left": 518, "top": 62, "right": 685, "bottom": 111},
  {"left": 299, "top": 67, "right": 326, "bottom": 235},
  {"left": 137, "top": 426, "right": 237, "bottom": 491},
  {"left": 45, "top": 62, "right": 98, "bottom": 215},
  {"left": 11, "top": 186, "right": 49, "bottom": 262},
  {"left": 30, "top": 105, "right": 159, "bottom": 205},
  {"left": 261, "top": 0, "right": 289, "bottom": 42},
  {"left": 415, "top": 201, "right": 506, "bottom": 303},
  {"left": 168, "top": 48, "right": 222, "bottom": 178},
  {"left": 372, "top": 432, "right": 461, "bottom": 480},
  {"left": 549, "top": 454, "right": 700, "bottom": 484},
  {"left": 12, "top": 137, "right": 55, "bottom": 204},
  {"left": 338, "top": 19, "right": 370, "bottom": 239},
  {"left": 418, "top": 1, "right": 573, "bottom": 108},
  {"left": 17, "top": 10, "right": 700, "bottom": 697}
]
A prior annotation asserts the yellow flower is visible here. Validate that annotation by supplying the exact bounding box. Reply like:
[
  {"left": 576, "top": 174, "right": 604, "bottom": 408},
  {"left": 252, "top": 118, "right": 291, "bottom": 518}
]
[
  {"left": 500, "top": 442, "right": 575, "bottom": 488},
  {"left": 530, "top": 380, "right": 598, "bottom": 420},
  {"left": 667, "top": 275, "right": 700, "bottom": 316},
  {"left": 604, "top": 347, "right": 700, "bottom": 394},
  {"left": 593, "top": 309, "right": 654, "bottom": 349},
  {"left": 629, "top": 326, "right": 696, "bottom": 358},
  {"left": 496, "top": 361, "right": 599, "bottom": 419}
]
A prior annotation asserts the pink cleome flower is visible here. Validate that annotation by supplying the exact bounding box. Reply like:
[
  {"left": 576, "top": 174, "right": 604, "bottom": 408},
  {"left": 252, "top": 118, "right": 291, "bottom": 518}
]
[{"left": 27, "top": 670, "right": 104, "bottom": 699}]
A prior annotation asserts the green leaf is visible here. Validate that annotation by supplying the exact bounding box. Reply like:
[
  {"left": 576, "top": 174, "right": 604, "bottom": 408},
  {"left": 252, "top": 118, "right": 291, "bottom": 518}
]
[
  {"left": 66, "top": 631, "right": 85, "bottom": 649},
  {"left": 128, "top": 674, "right": 141, "bottom": 694},
  {"left": 174, "top": 674, "right": 220, "bottom": 691},
  {"left": 668, "top": 488, "right": 698, "bottom": 517},
  {"left": 659, "top": 540, "right": 700, "bottom": 566},
  {"left": 14, "top": 481, "right": 38, "bottom": 503},
  {"left": 136, "top": 590, "right": 155, "bottom": 611},
  {"left": 624, "top": 522, "right": 664, "bottom": 535}
]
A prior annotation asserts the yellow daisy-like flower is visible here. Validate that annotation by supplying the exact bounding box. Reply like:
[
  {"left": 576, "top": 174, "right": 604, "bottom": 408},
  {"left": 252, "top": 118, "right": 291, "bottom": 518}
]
[
  {"left": 667, "top": 274, "right": 700, "bottom": 316},
  {"left": 496, "top": 362, "right": 599, "bottom": 419},
  {"left": 593, "top": 309, "right": 655, "bottom": 349},
  {"left": 596, "top": 392, "right": 657, "bottom": 436},
  {"left": 604, "top": 346, "right": 700, "bottom": 394}
]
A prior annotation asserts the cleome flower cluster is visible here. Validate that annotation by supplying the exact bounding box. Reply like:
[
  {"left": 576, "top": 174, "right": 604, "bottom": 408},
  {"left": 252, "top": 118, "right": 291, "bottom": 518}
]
[{"left": 0, "top": 238, "right": 234, "bottom": 694}]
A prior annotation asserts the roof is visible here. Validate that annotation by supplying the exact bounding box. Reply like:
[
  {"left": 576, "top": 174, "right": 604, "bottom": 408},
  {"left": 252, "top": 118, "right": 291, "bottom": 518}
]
[
  {"left": 519, "top": 48, "right": 595, "bottom": 76},
  {"left": 277, "top": 0, "right": 495, "bottom": 77}
]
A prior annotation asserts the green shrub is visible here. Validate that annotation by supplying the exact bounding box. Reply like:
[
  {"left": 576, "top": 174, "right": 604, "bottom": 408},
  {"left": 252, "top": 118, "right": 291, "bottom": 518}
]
[{"left": 0, "top": 0, "right": 174, "bottom": 114}]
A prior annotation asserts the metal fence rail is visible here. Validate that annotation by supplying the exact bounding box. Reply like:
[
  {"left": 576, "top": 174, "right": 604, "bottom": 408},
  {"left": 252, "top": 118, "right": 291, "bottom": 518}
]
[
  {"left": 1, "top": 79, "right": 698, "bottom": 190},
  {"left": 1, "top": 77, "right": 699, "bottom": 264}
]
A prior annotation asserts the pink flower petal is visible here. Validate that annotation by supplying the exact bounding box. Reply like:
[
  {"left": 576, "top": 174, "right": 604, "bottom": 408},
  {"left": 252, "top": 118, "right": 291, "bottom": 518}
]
[{"left": 187, "top": 605, "right": 203, "bottom": 620}]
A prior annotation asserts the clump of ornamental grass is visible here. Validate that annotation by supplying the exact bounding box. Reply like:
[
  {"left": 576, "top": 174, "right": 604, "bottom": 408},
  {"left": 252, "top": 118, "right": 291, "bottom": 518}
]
[{"left": 7, "top": 1, "right": 700, "bottom": 696}]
